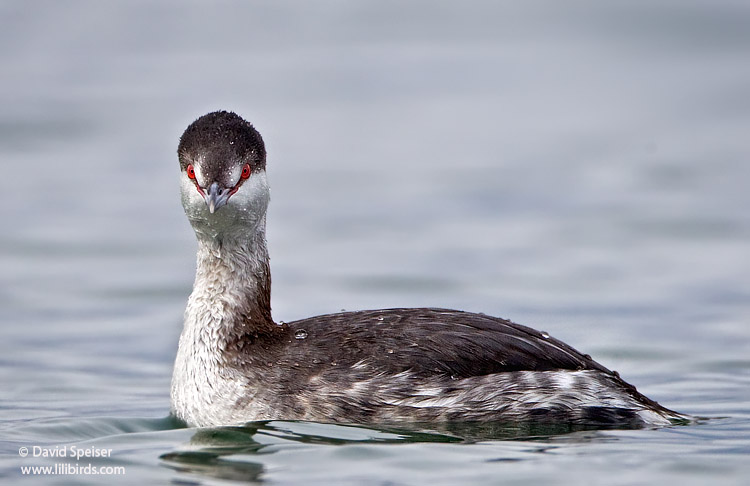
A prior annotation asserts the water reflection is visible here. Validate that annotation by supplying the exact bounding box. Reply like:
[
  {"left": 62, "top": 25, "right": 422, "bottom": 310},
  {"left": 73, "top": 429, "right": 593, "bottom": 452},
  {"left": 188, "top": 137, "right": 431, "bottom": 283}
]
[
  {"left": 160, "top": 418, "right": 690, "bottom": 482},
  {"left": 161, "top": 449, "right": 265, "bottom": 483}
]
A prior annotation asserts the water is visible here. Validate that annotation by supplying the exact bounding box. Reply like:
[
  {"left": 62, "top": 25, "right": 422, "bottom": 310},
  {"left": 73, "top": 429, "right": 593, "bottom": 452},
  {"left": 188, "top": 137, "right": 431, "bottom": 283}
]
[{"left": 1, "top": 1, "right": 749, "bottom": 484}]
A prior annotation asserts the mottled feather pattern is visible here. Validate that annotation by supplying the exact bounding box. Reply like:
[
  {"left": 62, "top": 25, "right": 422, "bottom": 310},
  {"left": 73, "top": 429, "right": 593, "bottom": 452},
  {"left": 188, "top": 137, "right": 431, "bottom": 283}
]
[
  {"left": 247, "top": 311, "right": 677, "bottom": 426},
  {"left": 170, "top": 111, "right": 683, "bottom": 429}
]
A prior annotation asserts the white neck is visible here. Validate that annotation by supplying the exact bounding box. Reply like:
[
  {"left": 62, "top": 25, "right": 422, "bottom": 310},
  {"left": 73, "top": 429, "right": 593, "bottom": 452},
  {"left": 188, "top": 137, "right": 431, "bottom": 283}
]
[{"left": 171, "top": 223, "right": 276, "bottom": 425}]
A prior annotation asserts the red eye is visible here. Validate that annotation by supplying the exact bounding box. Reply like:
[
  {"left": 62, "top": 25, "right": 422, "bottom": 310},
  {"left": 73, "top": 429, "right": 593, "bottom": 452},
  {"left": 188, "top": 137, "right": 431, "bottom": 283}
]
[
  {"left": 186, "top": 164, "right": 196, "bottom": 180},
  {"left": 241, "top": 164, "right": 251, "bottom": 179}
]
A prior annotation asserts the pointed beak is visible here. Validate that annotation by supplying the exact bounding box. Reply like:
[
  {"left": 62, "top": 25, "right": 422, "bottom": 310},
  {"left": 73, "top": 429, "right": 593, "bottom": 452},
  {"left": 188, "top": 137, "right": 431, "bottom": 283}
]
[{"left": 204, "top": 182, "right": 232, "bottom": 214}]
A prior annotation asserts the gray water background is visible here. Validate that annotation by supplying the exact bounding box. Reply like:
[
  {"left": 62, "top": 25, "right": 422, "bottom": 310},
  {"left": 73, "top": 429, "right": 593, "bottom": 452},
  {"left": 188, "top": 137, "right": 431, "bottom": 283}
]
[{"left": 1, "top": 1, "right": 749, "bottom": 484}]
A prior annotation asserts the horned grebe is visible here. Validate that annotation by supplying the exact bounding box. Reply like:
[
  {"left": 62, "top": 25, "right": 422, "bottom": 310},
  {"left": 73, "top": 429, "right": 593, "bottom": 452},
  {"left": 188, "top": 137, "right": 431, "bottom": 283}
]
[{"left": 170, "top": 111, "right": 683, "bottom": 428}]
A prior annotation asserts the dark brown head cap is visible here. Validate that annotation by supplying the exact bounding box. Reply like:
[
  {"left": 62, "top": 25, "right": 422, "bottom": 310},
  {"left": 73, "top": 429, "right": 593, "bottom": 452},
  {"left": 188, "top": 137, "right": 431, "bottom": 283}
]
[{"left": 178, "top": 111, "right": 266, "bottom": 184}]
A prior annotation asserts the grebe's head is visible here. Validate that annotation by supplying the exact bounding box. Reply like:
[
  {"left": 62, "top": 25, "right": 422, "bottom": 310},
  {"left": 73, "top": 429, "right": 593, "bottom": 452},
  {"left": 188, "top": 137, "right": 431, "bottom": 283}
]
[{"left": 177, "top": 111, "right": 269, "bottom": 240}]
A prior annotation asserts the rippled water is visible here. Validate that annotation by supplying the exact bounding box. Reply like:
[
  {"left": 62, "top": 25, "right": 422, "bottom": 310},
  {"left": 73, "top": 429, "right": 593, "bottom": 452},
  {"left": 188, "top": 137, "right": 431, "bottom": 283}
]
[{"left": 2, "top": 1, "right": 749, "bottom": 484}]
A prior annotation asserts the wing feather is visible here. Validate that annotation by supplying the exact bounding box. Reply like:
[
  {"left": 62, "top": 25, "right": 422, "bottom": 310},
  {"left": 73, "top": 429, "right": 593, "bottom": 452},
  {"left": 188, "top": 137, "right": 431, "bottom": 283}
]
[{"left": 282, "top": 308, "right": 612, "bottom": 378}]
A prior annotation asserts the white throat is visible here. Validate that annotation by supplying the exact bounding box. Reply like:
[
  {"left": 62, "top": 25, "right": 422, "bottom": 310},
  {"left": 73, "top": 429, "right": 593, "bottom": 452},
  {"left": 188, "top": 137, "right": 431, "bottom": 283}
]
[{"left": 180, "top": 170, "right": 270, "bottom": 242}]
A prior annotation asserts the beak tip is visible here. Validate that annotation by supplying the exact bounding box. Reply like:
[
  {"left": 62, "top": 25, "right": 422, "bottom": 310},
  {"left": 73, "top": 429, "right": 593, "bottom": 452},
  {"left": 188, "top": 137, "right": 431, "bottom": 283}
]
[{"left": 203, "top": 182, "right": 230, "bottom": 214}]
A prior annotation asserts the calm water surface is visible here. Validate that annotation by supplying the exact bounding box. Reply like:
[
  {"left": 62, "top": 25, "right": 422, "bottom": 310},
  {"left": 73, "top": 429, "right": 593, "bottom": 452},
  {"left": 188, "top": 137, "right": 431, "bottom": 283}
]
[{"left": 1, "top": 1, "right": 749, "bottom": 484}]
